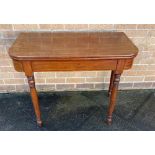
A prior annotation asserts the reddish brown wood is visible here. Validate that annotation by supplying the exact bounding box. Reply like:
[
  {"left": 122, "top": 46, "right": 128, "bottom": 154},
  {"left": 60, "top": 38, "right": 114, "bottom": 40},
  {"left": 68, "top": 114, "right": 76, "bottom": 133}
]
[
  {"left": 22, "top": 61, "right": 42, "bottom": 127},
  {"left": 8, "top": 32, "right": 138, "bottom": 126},
  {"left": 31, "top": 60, "right": 117, "bottom": 71},
  {"left": 9, "top": 32, "right": 138, "bottom": 61},
  {"left": 107, "top": 72, "right": 121, "bottom": 125},
  {"left": 106, "top": 60, "right": 125, "bottom": 125}
]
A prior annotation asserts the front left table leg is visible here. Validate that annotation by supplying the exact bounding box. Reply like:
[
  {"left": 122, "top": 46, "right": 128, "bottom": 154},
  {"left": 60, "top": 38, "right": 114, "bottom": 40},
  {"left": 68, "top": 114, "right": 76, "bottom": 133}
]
[
  {"left": 27, "top": 75, "right": 42, "bottom": 127},
  {"left": 106, "top": 72, "right": 121, "bottom": 125}
]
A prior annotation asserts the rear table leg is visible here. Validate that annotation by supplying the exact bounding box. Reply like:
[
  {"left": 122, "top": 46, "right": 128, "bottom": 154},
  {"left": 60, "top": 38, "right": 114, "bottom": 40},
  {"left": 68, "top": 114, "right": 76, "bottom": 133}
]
[{"left": 108, "top": 70, "right": 115, "bottom": 96}]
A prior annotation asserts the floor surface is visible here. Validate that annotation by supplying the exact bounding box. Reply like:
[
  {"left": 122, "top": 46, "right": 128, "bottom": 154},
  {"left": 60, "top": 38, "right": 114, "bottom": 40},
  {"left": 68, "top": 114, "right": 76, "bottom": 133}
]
[{"left": 0, "top": 89, "right": 155, "bottom": 131}]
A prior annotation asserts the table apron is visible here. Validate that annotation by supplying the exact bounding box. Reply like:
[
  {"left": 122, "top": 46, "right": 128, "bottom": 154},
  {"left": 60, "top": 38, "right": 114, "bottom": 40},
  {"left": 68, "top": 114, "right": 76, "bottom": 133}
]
[
  {"left": 12, "top": 58, "right": 133, "bottom": 72},
  {"left": 32, "top": 59, "right": 118, "bottom": 71},
  {"left": 13, "top": 59, "right": 119, "bottom": 72}
]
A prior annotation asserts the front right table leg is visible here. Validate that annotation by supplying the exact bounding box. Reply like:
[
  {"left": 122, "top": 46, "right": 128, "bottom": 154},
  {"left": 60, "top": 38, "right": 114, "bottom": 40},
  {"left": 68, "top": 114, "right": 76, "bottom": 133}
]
[{"left": 106, "top": 72, "right": 121, "bottom": 125}]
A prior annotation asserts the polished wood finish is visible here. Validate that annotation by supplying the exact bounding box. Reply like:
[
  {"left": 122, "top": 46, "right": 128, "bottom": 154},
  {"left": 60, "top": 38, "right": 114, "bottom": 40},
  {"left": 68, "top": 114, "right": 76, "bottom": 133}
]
[
  {"left": 9, "top": 32, "right": 138, "bottom": 126},
  {"left": 9, "top": 32, "right": 138, "bottom": 60}
]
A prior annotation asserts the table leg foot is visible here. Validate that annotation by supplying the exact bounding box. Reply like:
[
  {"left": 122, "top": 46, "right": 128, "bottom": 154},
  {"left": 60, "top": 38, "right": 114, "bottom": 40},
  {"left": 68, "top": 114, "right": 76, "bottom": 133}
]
[
  {"left": 106, "top": 116, "right": 112, "bottom": 125},
  {"left": 37, "top": 120, "right": 43, "bottom": 127}
]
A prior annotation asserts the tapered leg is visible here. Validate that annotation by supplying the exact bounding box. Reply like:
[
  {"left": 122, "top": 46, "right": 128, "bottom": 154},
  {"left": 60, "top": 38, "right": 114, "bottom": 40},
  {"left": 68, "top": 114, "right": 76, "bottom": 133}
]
[
  {"left": 106, "top": 73, "right": 121, "bottom": 125},
  {"left": 27, "top": 75, "right": 42, "bottom": 127},
  {"left": 108, "top": 70, "right": 115, "bottom": 96}
]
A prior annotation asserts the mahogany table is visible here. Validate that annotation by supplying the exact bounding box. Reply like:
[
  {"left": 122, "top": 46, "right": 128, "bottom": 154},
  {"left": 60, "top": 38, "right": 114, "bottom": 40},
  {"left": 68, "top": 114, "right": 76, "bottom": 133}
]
[{"left": 9, "top": 32, "right": 138, "bottom": 127}]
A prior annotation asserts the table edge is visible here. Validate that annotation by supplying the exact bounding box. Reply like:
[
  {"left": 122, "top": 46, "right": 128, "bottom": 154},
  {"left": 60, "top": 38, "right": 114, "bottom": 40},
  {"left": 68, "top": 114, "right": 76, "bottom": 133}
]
[{"left": 8, "top": 48, "right": 138, "bottom": 61}]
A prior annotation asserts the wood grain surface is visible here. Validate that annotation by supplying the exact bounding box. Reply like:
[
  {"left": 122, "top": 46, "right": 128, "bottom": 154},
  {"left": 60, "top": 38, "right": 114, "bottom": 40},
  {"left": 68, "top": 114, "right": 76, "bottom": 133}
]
[{"left": 9, "top": 32, "right": 138, "bottom": 60}]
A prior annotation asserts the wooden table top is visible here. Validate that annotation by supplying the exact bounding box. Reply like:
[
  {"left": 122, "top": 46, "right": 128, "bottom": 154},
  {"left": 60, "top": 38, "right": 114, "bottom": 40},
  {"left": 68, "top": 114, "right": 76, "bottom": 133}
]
[{"left": 9, "top": 32, "right": 138, "bottom": 61}]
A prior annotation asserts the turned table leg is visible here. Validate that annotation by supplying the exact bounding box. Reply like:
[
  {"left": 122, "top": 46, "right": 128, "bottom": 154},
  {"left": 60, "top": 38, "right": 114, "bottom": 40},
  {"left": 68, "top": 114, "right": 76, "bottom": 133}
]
[
  {"left": 27, "top": 75, "right": 42, "bottom": 127},
  {"left": 23, "top": 61, "right": 42, "bottom": 127},
  {"left": 108, "top": 70, "right": 115, "bottom": 96},
  {"left": 106, "top": 72, "right": 121, "bottom": 125}
]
